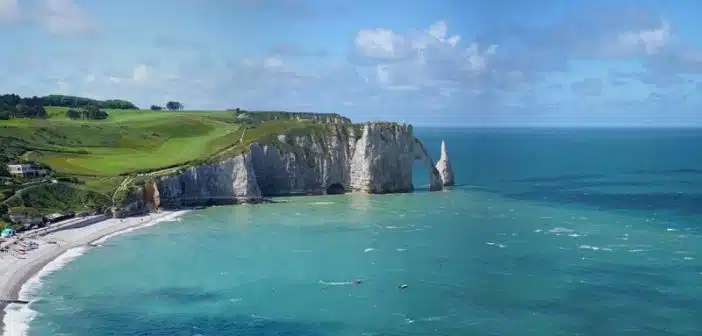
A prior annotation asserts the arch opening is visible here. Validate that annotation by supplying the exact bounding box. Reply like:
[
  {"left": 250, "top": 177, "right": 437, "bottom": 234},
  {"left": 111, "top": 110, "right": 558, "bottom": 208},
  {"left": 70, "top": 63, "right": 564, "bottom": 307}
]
[{"left": 326, "top": 183, "right": 346, "bottom": 195}]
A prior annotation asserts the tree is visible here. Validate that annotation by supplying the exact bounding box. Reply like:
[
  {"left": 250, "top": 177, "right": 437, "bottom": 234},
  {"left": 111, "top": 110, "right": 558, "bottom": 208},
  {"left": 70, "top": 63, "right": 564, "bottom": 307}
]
[
  {"left": 84, "top": 105, "right": 109, "bottom": 120},
  {"left": 65, "top": 109, "right": 82, "bottom": 119},
  {"left": 150, "top": 105, "right": 163, "bottom": 111},
  {"left": 165, "top": 101, "right": 183, "bottom": 111},
  {"left": 0, "top": 164, "right": 8, "bottom": 177},
  {"left": 15, "top": 103, "right": 28, "bottom": 118},
  {"left": 0, "top": 203, "right": 8, "bottom": 220},
  {"left": 32, "top": 105, "right": 47, "bottom": 119}
]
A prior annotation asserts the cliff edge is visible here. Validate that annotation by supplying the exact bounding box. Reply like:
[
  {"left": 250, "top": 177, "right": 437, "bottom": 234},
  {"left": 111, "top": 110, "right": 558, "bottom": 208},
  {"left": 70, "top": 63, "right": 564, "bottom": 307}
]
[{"left": 115, "top": 121, "right": 445, "bottom": 216}]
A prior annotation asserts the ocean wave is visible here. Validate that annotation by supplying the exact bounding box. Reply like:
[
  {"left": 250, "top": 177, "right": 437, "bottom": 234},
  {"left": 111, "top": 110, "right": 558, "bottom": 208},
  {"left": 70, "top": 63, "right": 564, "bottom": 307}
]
[
  {"left": 318, "top": 280, "right": 354, "bottom": 286},
  {"left": 3, "top": 246, "right": 88, "bottom": 336},
  {"left": 579, "top": 245, "right": 613, "bottom": 251}
]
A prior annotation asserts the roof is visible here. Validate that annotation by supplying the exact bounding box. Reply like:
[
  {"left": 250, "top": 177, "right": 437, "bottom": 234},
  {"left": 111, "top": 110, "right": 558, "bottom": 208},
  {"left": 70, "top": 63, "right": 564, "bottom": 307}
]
[{"left": 45, "top": 213, "right": 63, "bottom": 220}]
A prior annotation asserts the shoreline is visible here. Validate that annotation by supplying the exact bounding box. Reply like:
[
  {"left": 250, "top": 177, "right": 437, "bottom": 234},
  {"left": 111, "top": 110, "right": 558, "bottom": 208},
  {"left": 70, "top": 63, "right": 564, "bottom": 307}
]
[{"left": 0, "top": 210, "right": 189, "bottom": 335}]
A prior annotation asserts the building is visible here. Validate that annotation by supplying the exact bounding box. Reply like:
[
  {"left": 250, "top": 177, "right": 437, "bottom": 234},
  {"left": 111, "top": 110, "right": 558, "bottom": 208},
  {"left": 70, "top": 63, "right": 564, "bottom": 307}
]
[
  {"left": 43, "top": 212, "right": 75, "bottom": 224},
  {"left": 8, "top": 213, "right": 44, "bottom": 226},
  {"left": 6, "top": 164, "right": 47, "bottom": 178}
]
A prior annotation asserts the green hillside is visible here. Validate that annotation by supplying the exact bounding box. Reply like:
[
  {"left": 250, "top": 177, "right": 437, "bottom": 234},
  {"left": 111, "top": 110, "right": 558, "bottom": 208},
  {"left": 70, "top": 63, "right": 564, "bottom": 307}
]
[{"left": 0, "top": 99, "right": 352, "bottom": 225}]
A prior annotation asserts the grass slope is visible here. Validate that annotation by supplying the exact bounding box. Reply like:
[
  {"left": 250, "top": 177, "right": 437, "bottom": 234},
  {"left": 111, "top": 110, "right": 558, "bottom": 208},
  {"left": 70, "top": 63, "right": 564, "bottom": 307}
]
[
  {"left": 4, "top": 183, "right": 110, "bottom": 214},
  {"left": 0, "top": 107, "right": 354, "bottom": 215}
]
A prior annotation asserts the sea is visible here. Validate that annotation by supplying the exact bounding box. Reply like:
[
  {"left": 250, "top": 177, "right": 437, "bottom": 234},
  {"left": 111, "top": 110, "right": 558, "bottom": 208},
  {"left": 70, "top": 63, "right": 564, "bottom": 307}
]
[{"left": 5, "top": 127, "right": 702, "bottom": 336}]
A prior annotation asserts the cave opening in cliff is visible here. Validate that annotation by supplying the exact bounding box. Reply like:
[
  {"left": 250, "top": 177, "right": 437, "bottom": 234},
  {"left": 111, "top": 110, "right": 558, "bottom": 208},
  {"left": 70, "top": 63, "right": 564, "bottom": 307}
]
[{"left": 326, "top": 183, "right": 346, "bottom": 195}]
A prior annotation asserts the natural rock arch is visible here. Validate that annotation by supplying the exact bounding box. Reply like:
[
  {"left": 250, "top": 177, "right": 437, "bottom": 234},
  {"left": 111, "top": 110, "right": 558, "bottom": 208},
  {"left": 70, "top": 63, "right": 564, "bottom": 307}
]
[{"left": 413, "top": 138, "right": 443, "bottom": 191}]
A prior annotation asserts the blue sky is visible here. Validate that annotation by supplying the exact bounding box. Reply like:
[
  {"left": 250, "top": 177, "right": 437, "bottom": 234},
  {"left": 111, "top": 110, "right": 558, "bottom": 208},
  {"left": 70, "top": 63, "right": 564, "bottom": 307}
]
[{"left": 1, "top": 0, "right": 702, "bottom": 126}]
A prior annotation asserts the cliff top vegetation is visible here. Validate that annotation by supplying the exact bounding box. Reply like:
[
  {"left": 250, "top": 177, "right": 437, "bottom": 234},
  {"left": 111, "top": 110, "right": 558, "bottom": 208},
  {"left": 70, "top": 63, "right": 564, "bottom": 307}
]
[{"left": 0, "top": 93, "right": 356, "bottom": 226}]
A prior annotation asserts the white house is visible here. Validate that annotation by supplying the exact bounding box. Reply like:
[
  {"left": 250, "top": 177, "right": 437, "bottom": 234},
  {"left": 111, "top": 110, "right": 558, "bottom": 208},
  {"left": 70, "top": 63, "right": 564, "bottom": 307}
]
[{"left": 6, "top": 164, "right": 47, "bottom": 178}]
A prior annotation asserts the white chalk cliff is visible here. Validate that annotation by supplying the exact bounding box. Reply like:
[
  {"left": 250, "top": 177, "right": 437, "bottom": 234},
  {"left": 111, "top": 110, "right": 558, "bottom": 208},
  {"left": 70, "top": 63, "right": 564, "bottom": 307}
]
[
  {"left": 115, "top": 122, "right": 446, "bottom": 216},
  {"left": 435, "top": 140, "right": 455, "bottom": 186}
]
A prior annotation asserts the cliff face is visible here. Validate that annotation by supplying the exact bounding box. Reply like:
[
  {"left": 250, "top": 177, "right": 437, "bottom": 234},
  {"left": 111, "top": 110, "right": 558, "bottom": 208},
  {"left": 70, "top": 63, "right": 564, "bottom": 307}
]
[
  {"left": 116, "top": 122, "right": 444, "bottom": 216},
  {"left": 249, "top": 124, "right": 357, "bottom": 196},
  {"left": 155, "top": 154, "right": 261, "bottom": 208}
]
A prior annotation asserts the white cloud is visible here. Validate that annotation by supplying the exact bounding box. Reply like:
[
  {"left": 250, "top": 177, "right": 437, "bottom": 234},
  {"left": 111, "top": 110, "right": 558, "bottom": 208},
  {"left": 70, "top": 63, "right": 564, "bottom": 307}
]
[
  {"left": 355, "top": 28, "right": 405, "bottom": 59},
  {"left": 375, "top": 65, "right": 389, "bottom": 84},
  {"left": 617, "top": 20, "right": 670, "bottom": 55},
  {"left": 131, "top": 64, "right": 149, "bottom": 83},
  {"left": 38, "top": 0, "right": 92, "bottom": 36},
  {"left": 353, "top": 20, "right": 499, "bottom": 107},
  {"left": 263, "top": 57, "right": 283, "bottom": 69},
  {"left": 0, "top": 0, "right": 20, "bottom": 23},
  {"left": 426, "top": 21, "right": 460, "bottom": 47}
]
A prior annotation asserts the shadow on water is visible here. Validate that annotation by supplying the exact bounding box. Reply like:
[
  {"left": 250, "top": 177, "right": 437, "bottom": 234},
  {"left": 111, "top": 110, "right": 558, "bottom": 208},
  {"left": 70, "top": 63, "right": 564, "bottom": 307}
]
[
  {"left": 460, "top": 261, "right": 702, "bottom": 335},
  {"left": 498, "top": 172, "right": 702, "bottom": 216},
  {"left": 149, "top": 287, "right": 220, "bottom": 304},
  {"left": 529, "top": 263, "right": 702, "bottom": 335},
  {"left": 509, "top": 173, "right": 607, "bottom": 183},
  {"left": 53, "top": 311, "right": 342, "bottom": 336},
  {"left": 42, "top": 287, "right": 345, "bottom": 336},
  {"left": 624, "top": 168, "right": 702, "bottom": 176}
]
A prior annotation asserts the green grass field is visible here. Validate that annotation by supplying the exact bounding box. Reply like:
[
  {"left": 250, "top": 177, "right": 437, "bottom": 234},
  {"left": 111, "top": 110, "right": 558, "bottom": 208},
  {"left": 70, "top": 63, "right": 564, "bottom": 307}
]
[{"left": 3, "top": 107, "right": 245, "bottom": 176}]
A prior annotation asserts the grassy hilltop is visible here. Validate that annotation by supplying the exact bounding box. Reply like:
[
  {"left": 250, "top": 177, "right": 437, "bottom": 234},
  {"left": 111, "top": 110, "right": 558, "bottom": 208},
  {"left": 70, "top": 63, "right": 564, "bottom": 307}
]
[{"left": 0, "top": 95, "right": 353, "bottom": 227}]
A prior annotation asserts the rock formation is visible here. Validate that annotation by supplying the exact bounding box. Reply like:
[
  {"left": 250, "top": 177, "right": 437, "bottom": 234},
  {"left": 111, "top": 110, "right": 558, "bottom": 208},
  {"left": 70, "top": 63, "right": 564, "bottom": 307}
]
[
  {"left": 115, "top": 122, "right": 446, "bottom": 216},
  {"left": 435, "top": 140, "right": 455, "bottom": 186}
]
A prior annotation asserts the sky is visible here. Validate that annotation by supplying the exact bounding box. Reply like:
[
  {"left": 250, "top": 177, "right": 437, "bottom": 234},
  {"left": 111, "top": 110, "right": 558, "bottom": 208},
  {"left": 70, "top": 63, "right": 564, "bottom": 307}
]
[{"left": 1, "top": 0, "right": 702, "bottom": 126}]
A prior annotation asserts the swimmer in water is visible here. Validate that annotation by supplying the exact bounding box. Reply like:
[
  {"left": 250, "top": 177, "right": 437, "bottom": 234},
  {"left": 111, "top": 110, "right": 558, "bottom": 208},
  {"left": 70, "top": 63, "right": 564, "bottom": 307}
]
[
  {"left": 353, "top": 279, "right": 362, "bottom": 284},
  {"left": 398, "top": 284, "right": 408, "bottom": 289}
]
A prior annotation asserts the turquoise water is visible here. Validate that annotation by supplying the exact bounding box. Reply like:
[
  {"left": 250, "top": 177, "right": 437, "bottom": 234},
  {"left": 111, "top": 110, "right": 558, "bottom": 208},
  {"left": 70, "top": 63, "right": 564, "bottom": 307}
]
[{"left": 20, "top": 128, "right": 702, "bottom": 335}]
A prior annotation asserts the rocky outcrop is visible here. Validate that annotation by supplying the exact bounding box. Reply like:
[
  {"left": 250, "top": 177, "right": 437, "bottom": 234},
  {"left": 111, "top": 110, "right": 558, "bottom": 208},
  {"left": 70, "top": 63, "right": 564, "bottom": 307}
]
[
  {"left": 115, "top": 122, "right": 446, "bottom": 215},
  {"left": 112, "top": 186, "right": 150, "bottom": 218},
  {"left": 435, "top": 140, "right": 455, "bottom": 186}
]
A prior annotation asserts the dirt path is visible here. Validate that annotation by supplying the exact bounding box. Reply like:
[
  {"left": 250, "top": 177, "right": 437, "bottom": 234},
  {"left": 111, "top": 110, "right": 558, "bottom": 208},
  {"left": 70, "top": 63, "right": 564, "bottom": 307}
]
[{"left": 110, "top": 176, "right": 132, "bottom": 204}]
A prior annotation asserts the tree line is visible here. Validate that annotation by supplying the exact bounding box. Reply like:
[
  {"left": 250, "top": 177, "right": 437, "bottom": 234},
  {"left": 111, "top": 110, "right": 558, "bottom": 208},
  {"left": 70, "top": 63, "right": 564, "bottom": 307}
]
[
  {"left": 150, "top": 101, "right": 184, "bottom": 111},
  {"left": 65, "top": 106, "right": 109, "bottom": 120},
  {"left": 42, "top": 95, "right": 138, "bottom": 109},
  {"left": 0, "top": 94, "right": 47, "bottom": 119},
  {"left": 0, "top": 93, "right": 139, "bottom": 120},
  {"left": 1, "top": 93, "right": 189, "bottom": 121}
]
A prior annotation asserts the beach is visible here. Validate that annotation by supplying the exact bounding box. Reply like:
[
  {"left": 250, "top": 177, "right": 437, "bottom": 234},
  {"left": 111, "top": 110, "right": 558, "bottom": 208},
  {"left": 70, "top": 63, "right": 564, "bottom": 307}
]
[{"left": 0, "top": 210, "right": 188, "bottom": 335}]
